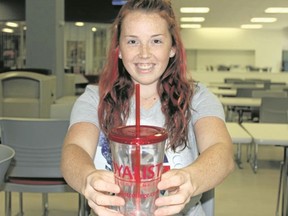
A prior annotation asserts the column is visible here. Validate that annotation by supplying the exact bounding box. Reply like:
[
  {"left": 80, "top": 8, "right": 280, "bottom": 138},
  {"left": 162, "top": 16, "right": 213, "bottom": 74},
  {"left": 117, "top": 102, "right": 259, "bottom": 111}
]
[{"left": 25, "top": 0, "right": 65, "bottom": 97}]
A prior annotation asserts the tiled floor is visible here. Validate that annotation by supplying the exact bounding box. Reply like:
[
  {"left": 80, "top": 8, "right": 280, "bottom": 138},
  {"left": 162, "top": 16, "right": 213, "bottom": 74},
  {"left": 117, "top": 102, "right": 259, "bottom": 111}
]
[{"left": 0, "top": 144, "right": 284, "bottom": 216}]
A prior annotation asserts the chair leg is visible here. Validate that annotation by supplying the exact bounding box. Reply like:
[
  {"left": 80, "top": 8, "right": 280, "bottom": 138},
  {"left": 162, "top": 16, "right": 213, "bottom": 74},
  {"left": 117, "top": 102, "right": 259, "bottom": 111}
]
[
  {"left": 19, "top": 192, "right": 24, "bottom": 216},
  {"left": 78, "top": 194, "right": 84, "bottom": 216},
  {"left": 5, "top": 191, "right": 12, "bottom": 216},
  {"left": 247, "top": 142, "right": 251, "bottom": 162},
  {"left": 78, "top": 194, "right": 90, "bottom": 216},
  {"left": 42, "top": 193, "right": 49, "bottom": 216}
]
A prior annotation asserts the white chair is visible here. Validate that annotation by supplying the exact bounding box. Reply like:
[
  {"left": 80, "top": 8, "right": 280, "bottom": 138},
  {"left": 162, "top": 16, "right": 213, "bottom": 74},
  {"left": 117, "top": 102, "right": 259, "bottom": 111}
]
[
  {"left": 0, "top": 118, "right": 85, "bottom": 216},
  {"left": 0, "top": 145, "right": 15, "bottom": 187}
]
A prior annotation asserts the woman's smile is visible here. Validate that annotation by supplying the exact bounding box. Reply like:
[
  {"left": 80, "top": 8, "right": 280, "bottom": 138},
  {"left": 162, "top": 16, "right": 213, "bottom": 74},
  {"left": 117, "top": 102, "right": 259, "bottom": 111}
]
[{"left": 135, "top": 63, "right": 155, "bottom": 73}]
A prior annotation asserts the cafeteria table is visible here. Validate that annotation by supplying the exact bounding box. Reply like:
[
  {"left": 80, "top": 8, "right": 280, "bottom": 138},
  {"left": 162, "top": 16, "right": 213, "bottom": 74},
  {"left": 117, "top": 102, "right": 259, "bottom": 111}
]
[
  {"left": 207, "top": 82, "right": 264, "bottom": 89},
  {"left": 219, "top": 97, "right": 261, "bottom": 122},
  {"left": 241, "top": 123, "right": 288, "bottom": 215},
  {"left": 210, "top": 88, "right": 237, "bottom": 97},
  {"left": 226, "top": 122, "right": 252, "bottom": 168}
]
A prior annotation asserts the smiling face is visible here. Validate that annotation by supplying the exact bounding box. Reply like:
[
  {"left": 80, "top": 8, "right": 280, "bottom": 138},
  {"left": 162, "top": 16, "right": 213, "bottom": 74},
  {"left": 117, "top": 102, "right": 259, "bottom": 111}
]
[{"left": 119, "top": 11, "right": 176, "bottom": 86}]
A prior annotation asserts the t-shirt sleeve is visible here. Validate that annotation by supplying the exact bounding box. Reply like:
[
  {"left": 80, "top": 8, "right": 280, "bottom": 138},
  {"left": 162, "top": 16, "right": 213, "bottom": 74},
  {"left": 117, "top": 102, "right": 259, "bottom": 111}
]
[
  {"left": 191, "top": 83, "right": 225, "bottom": 125},
  {"left": 69, "top": 85, "right": 100, "bottom": 128}
]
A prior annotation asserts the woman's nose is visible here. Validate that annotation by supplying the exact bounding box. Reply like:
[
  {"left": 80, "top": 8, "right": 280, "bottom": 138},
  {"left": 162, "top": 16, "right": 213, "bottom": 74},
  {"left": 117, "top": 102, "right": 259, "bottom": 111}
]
[{"left": 139, "top": 44, "right": 150, "bottom": 58}]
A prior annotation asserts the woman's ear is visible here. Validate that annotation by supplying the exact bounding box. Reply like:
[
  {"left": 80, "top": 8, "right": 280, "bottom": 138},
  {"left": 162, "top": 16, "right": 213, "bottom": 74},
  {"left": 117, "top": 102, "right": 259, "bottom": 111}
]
[
  {"left": 119, "top": 51, "right": 122, "bottom": 59},
  {"left": 169, "top": 47, "right": 176, "bottom": 58}
]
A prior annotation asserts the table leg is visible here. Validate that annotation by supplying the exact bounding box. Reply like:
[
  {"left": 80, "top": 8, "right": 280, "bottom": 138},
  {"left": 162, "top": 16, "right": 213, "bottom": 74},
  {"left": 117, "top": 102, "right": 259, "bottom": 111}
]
[
  {"left": 235, "top": 143, "right": 243, "bottom": 169},
  {"left": 276, "top": 161, "right": 284, "bottom": 216},
  {"left": 281, "top": 147, "right": 288, "bottom": 216}
]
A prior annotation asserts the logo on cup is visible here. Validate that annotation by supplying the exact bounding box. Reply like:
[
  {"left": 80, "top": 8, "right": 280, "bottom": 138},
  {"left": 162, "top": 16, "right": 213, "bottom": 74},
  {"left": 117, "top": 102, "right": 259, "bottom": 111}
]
[{"left": 113, "top": 162, "right": 163, "bottom": 181}]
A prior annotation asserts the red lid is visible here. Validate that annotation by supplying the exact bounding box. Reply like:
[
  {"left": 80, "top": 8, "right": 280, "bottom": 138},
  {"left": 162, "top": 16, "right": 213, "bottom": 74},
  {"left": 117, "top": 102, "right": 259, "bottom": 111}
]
[{"left": 108, "top": 125, "right": 168, "bottom": 145}]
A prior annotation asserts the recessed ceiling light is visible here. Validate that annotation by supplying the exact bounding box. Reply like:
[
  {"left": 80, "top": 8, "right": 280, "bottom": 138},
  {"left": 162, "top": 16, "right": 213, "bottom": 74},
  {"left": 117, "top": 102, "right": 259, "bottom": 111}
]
[
  {"left": 180, "top": 24, "right": 202, "bottom": 29},
  {"left": 5, "top": 22, "right": 18, "bottom": 28},
  {"left": 251, "top": 17, "right": 277, "bottom": 23},
  {"left": 180, "top": 7, "right": 210, "bottom": 13},
  {"left": 75, "top": 22, "right": 84, "bottom": 27},
  {"left": 2, "top": 28, "right": 14, "bottom": 33},
  {"left": 180, "top": 17, "right": 205, "bottom": 22},
  {"left": 241, "top": 24, "right": 263, "bottom": 29},
  {"left": 92, "top": 27, "right": 97, "bottom": 32},
  {"left": 265, "top": 7, "right": 288, "bottom": 13}
]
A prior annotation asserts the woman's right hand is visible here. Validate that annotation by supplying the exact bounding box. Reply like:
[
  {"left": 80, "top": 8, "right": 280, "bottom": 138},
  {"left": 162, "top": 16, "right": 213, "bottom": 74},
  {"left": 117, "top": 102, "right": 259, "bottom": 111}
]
[{"left": 83, "top": 169, "right": 125, "bottom": 216}]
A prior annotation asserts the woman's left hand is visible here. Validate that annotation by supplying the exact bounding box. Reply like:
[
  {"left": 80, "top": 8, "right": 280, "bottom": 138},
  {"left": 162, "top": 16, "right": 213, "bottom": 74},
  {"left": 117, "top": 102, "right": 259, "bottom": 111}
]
[{"left": 154, "top": 169, "right": 194, "bottom": 216}]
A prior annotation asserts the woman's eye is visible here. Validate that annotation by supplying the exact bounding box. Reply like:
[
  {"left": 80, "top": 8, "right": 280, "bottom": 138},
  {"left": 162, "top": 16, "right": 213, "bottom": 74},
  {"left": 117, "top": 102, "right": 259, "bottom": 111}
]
[
  {"left": 153, "top": 39, "right": 162, "bottom": 44},
  {"left": 128, "top": 39, "right": 137, "bottom": 44}
]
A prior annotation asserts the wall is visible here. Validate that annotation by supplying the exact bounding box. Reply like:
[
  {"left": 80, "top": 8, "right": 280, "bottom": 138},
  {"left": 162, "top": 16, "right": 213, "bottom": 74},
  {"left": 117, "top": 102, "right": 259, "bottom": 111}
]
[{"left": 181, "top": 28, "right": 286, "bottom": 72}]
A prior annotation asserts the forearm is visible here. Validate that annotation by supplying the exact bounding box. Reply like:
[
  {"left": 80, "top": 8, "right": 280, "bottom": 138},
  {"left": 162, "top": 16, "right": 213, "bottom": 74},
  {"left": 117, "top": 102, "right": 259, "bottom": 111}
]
[
  {"left": 184, "top": 141, "right": 234, "bottom": 196},
  {"left": 61, "top": 143, "right": 96, "bottom": 193}
]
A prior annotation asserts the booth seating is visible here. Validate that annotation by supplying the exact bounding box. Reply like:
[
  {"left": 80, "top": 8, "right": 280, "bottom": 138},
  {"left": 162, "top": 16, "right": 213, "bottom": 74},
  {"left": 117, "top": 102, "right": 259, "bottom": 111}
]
[{"left": 0, "top": 72, "right": 56, "bottom": 118}]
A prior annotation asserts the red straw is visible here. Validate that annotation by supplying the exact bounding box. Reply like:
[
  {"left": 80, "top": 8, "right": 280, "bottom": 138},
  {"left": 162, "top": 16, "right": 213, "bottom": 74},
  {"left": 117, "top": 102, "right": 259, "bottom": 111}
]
[
  {"left": 135, "top": 84, "right": 141, "bottom": 212},
  {"left": 135, "top": 84, "right": 140, "bottom": 137}
]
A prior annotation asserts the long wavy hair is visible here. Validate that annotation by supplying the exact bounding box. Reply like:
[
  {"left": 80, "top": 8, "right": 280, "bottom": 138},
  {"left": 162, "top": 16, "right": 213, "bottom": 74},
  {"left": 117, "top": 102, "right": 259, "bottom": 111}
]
[{"left": 98, "top": 0, "right": 193, "bottom": 151}]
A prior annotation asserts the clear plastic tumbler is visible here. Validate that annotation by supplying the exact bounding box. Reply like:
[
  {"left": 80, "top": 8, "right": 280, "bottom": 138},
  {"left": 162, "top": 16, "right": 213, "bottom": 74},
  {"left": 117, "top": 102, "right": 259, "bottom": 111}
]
[{"left": 109, "top": 125, "right": 168, "bottom": 216}]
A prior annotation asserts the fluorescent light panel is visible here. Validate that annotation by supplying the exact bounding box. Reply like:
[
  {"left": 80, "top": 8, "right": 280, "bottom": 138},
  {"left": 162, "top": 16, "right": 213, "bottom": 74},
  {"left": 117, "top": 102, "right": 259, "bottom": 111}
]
[
  {"left": 251, "top": 17, "right": 277, "bottom": 23},
  {"left": 181, "top": 24, "right": 202, "bottom": 29},
  {"left": 265, "top": 7, "right": 288, "bottom": 13},
  {"left": 241, "top": 24, "right": 263, "bottom": 29},
  {"left": 180, "top": 17, "right": 205, "bottom": 22},
  {"left": 2, "top": 28, "right": 14, "bottom": 33},
  {"left": 5, "top": 22, "right": 18, "bottom": 28},
  {"left": 180, "top": 7, "right": 210, "bottom": 13},
  {"left": 75, "top": 22, "right": 84, "bottom": 27}
]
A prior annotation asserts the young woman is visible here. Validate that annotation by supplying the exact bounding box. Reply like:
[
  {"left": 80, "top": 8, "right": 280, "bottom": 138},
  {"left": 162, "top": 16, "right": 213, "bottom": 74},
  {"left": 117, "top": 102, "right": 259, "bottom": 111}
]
[{"left": 61, "top": 0, "right": 234, "bottom": 215}]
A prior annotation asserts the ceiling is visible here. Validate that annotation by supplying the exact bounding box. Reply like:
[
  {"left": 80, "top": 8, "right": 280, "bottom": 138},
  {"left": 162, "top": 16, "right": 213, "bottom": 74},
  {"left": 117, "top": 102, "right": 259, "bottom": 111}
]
[
  {"left": 67, "top": 0, "right": 288, "bottom": 30},
  {"left": 171, "top": 0, "right": 288, "bottom": 30},
  {"left": 1, "top": 0, "right": 288, "bottom": 30}
]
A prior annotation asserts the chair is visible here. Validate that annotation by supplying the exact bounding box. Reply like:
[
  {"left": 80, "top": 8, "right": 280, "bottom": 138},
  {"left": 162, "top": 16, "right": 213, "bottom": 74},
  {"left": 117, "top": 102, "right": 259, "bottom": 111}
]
[
  {"left": 259, "top": 97, "right": 288, "bottom": 123},
  {"left": 0, "top": 145, "right": 15, "bottom": 187},
  {"left": 251, "top": 90, "right": 287, "bottom": 98},
  {"left": 250, "top": 91, "right": 287, "bottom": 122},
  {"left": 0, "top": 118, "right": 85, "bottom": 216},
  {"left": 201, "top": 189, "right": 215, "bottom": 216}
]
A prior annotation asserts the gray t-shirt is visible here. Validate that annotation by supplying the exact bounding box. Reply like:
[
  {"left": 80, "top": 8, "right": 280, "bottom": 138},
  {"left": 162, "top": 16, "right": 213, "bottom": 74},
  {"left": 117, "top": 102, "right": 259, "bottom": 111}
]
[{"left": 70, "top": 82, "right": 225, "bottom": 216}]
